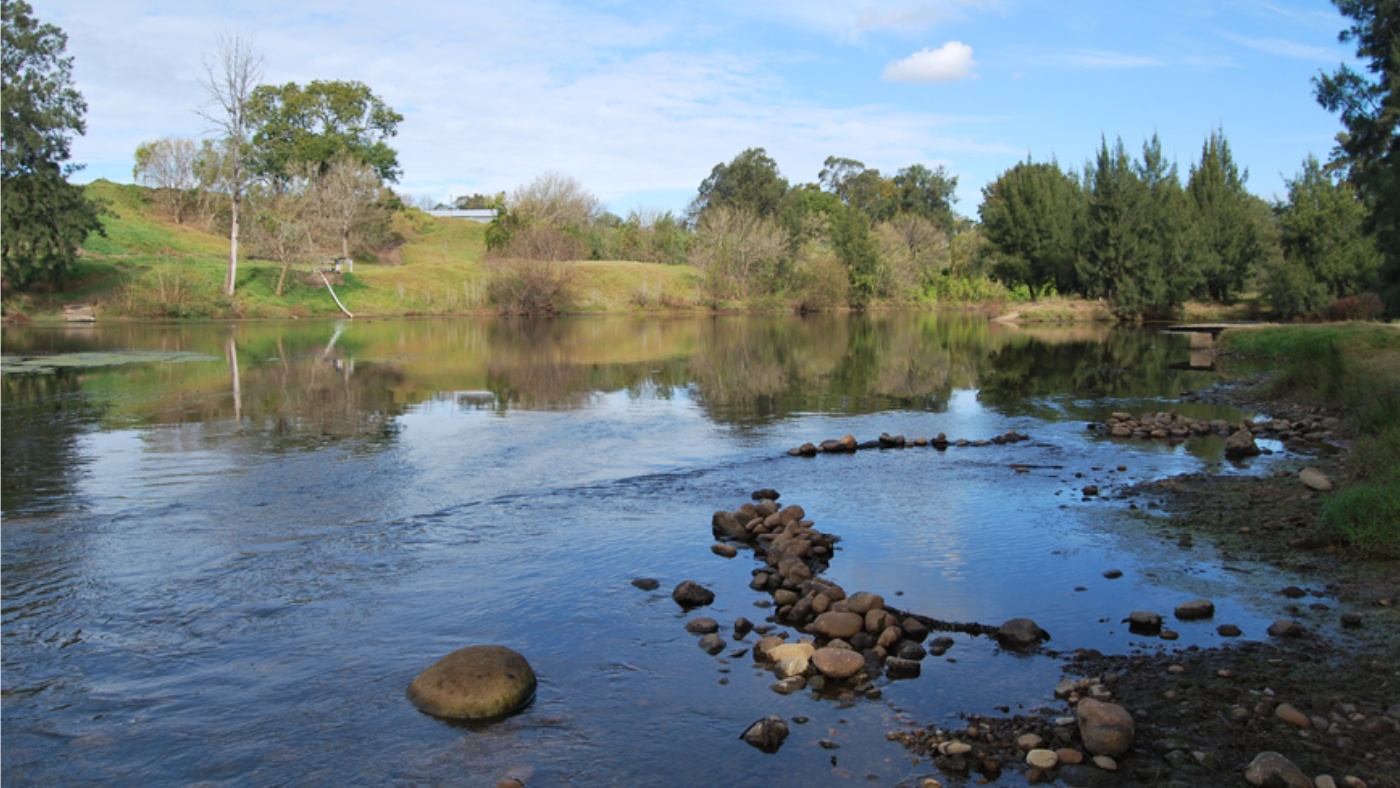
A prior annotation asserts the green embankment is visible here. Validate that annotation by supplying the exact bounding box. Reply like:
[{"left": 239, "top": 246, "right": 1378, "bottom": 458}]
[
  {"left": 2, "top": 180, "right": 703, "bottom": 320},
  {"left": 1221, "top": 323, "right": 1400, "bottom": 557}
]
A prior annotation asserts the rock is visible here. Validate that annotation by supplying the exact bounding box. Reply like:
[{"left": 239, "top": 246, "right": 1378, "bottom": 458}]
[
  {"left": 685, "top": 617, "right": 719, "bottom": 634},
  {"left": 1174, "top": 598, "right": 1216, "bottom": 621},
  {"left": 812, "top": 647, "right": 865, "bottom": 679},
  {"left": 1057, "top": 748, "right": 1084, "bottom": 765},
  {"left": 711, "top": 543, "right": 738, "bottom": 558},
  {"left": 1103, "top": 568, "right": 1124, "bottom": 579},
  {"left": 1315, "top": 776, "right": 1338, "bottom": 788},
  {"left": 1218, "top": 624, "right": 1243, "bottom": 637},
  {"left": 1300, "top": 467, "right": 1334, "bottom": 492},
  {"left": 845, "top": 591, "right": 885, "bottom": 615},
  {"left": 1267, "top": 620, "right": 1305, "bottom": 638},
  {"left": 1026, "top": 749, "right": 1059, "bottom": 769},
  {"left": 631, "top": 577, "right": 660, "bottom": 591},
  {"left": 1125, "top": 611, "right": 1163, "bottom": 635},
  {"left": 751, "top": 488, "right": 780, "bottom": 501},
  {"left": 896, "top": 640, "right": 927, "bottom": 661},
  {"left": 901, "top": 617, "right": 930, "bottom": 642},
  {"left": 711, "top": 510, "right": 749, "bottom": 540},
  {"left": 1091, "top": 755, "right": 1117, "bottom": 771},
  {"left": 1017, "top": 733, "right": 1045, "bottom": 750},
  {"left": 1226, "top": 428, "right": 1261, "bottom": 459},
  {"left": 734, "top": 617, "right": 754, "bottom": 637},
  {"left": 774, "top": 656, "right": 809, "bottom": 678},
  {"left": 996, "top": 618, "right": 1048, "bottom": 649},
  {"left": 672, "top": 580, "right": 715, "bottom": 608},
  {"left": 940, "top": 741, "right": 972, "bottom": 756},
  {"left": 770, "top": 676, "right": 805, "bottom": 694},
  {"left": 810, "top": 611, "right": 864, "bottom": 639},
  {"left": 885, "top": 657, "right": 921, "bottom": 679},
  {"left": 1274, "top": 702, "right": 1311, "bottom": 729},
  {"left": 1243, "top": 751, "right": 1312, "bottom": 787},
  {"left": 767, "top": 642, "right": 815, "bottom": 662},
  {"left": 698, "top": 633, "right": 725, "bottom": 654},
  {"left": 406, "top": 645, "right": 537, "bottom": 720},
  {"left": 740, "top": 715, "right": 789, "bottom": 753},
  {"left": 753, "top": 635, "right": 786, "bottom": 659},
  {"left": 1076, "top": 698, "right": 1135, "bottom": 757},
  {"left": 1341, "top": 612, "right": 1363, "bottom": 628}
]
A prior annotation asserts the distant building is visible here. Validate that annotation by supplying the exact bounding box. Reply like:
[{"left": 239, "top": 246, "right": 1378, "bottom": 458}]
[{"left": 425, "top": 208, "right": 498, "bottom": 222}]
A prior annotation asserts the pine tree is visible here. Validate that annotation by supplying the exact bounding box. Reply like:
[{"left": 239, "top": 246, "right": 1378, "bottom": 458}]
[{"left": 1186, "top": 129, "right": 1262, "bottom": 302}]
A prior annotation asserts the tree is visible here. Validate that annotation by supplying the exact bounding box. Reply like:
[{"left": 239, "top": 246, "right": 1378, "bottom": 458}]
[
  {"left": 1, "top": 0, "right": 103, "bottom": 288},
  {"left": 245, "top": 174, "right": 314, "bottom": 297},
  {"left": 979, "top": 158, "right": 1084, "bottom": 297},
  {"left": 247, "top": 79, "right": 402, "bottom": 185},
  {"left": 198, "top": 33, "right": 264, "bottom": 297},
  {"left": 1314, "top": 0, "right": 1400, "bottom": 315},
  {"left": 453, "top": 192, "right": 498, "bottom": 210},
  {"left": 1133, "top": 133, "right": 1197, "bottom": 318},
  {"left": 818, "top": 156, "right": 894, "bottom": 218},
  {"left": 691, "top": 147, "right": 789, "bottom": 219},
  {"left": 1267, "top": 154, "right": 1382, "bottom": 316},
  {"left": 1081, "top": 137, "right": 1151, "bottom": 317},
  {"left": 830, "top": 206, "right": 880, "bottom": 307},
  {"left": 133, "top": 136, "right": 199, "bottom": 223},
  {"left": 689, "top": 204, "right": 790, "bottom": 301},
  {"left": 314, "top": 153, "right": 384, "bottom": 260},
  {"left": 875, "top": 212, "right": 949, "bottom": 296},
  {"left": 1186, "top": 128, "right": 1263, "bottom": 302},
  {"left": 892, "top": 163, "right": 959, "bottom": 231}
]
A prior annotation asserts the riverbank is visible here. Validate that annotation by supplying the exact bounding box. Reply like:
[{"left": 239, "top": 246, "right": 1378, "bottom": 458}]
[{"left": 891, "top": 325, "right": 1400, "bottom": 787}]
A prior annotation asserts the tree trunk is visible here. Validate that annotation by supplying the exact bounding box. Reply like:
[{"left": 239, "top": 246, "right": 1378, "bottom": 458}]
[
  {"left": 275, "top": 259, "right": 290, "bottom": 296},
  {"left": 224, "top": 190, "right": 240, "bottom": 296}
]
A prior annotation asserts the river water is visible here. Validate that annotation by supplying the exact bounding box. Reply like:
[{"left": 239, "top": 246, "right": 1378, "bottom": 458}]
[{"left": 2, "top": 314, "right": 1297, "bottom": 786}]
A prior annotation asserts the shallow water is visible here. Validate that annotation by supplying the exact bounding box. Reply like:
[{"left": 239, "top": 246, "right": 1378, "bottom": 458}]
[{"left": 1, "top": 314, "right": 1316, "bottom": 786}]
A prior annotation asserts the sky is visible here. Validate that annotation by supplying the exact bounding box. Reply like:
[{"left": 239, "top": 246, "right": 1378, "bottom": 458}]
[{"left": 40, "top": 0, "right": 1359, "bottom": 219}]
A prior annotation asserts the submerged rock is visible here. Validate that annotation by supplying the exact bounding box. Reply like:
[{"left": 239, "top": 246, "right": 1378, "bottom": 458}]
[
  {"left": 672, "top": 580, "right": 715, "bottom": 608},
  {"left": 406, "top": 645, "right": 537, "bottom": 721},
  {"left": 995, "top": 618, "right": 1048, "bottom": 650},
  {"left": 740, "top": 715, "right": 790, "bottom": 753}
]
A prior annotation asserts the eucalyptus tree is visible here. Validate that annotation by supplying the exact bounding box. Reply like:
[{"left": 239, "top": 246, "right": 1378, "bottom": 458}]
[
  {"left": 247, "top": 79, "right": 402, "bottom": 185},
  {"left": 1, "top": 0, "right": 103, "bottom": 287},
  {"left": 892, "top": 163, "right": 959, "bottom": 231},
  {"left": 691, "top": 147, "right": 789, "bottom": 219}
]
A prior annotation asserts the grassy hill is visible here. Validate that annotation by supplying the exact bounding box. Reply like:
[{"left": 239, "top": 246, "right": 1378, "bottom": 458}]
[{"left": 2, "top": 180, "right": 705, "bottom": 321}]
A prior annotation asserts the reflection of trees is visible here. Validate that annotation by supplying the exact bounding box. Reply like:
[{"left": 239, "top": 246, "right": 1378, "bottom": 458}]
[
  {"left": 977, "top": 329, "right": 1214, "bottom": 417},
  {"left": 1, "top": 372, "right": 101, "bottom": 515}
]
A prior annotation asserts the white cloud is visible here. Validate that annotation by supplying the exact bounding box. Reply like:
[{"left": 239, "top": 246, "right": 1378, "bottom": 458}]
[
  {"left": 1218, "top": 32, "right": 1340, "bottom": 62},
  {"left": 1058, "top": 50, "right": 1162, "bottom": 69},
  {"left": 883, "top": 41, "right": 976, "bottom": 82}
]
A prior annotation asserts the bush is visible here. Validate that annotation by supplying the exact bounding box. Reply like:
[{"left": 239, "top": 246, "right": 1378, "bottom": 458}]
[
  {"left": 789, "top": 243, "right": 848, "bottom": 312},
  {"left": 486, "top": 258, "right": 575, "bottom": 315},
  {"left": 1327, "top": 292, "right": 1384, "bottom": 321}
]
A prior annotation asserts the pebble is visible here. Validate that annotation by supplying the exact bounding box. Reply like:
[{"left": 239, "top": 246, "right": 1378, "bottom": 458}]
[
  {"left": 941, "top": 741, "right": 972, "bottom": 756},
  {"left": 1103, "top": 569, "right": 1124, "bottom": 579},
  {"left": 1267, "top": 620, "right": 1305, "bottom": 638},
  {"left": 1056, "top": 748, "right": 1083, "bottom": 765},
  {"left": 685, "top": 617, "right": 719, "bottom": 634},
  {"left": 1016, "top": 733, "right": 1044, "bottom": 751},
  {"left": 711, "top": 543, "right": 738, "bottom": 558},
  {"left": 1218, "top": 624, "right": 1243, "bottom": 637},
  {"left": 1026, "top": 749, "right": 1059, "bottom": 770},
  {"left": 1091, "top": 755, "right": 1117, "bottom": 771},
  {"left": 1274, "top": 702, "right": 1311, "bottom": 729}
]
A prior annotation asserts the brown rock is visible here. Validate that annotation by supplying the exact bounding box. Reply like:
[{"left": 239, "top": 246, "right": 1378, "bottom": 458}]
[
  {"left": 407, "top": 645, "right": 537, "bottom": 720},
  {"left": 1274, "top": 702, "right": 1311, "bottom": 729},
  {"left": 1075, "top": 698, "right": 1135, "bottom": 757},
  {"left": 810, "top": 611, "right": 864, "bottom": 640},
  {"left": 811, "top": 647, "right": 865, "bottom": 679},
  {"left": 1300, "top": 467, "right": 1334, "bottom": 492},
  {"left": 1174, "top": 598, "right": 1215, "bottom": 621}
]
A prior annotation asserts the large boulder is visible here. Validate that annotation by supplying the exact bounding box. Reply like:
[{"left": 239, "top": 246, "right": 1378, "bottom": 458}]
[
  {"left": 406, "top": 645, "right": 536, "bottom": 720},
  {"left": 1075, "top": 698, "right": 1135, "bottom": 757}
]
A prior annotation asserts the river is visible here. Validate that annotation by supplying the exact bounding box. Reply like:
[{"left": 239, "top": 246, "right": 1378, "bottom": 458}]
[{"left": 2, "top": 313, "right": 1296, "bottom": 786}]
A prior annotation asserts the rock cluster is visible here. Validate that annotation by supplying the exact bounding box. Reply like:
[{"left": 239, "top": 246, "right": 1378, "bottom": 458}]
[
  {"left": 788, "top": 430, "right": 1031, "bottom": 457},
  {"left": 1090, "top": 411, "right": 1339, "bottom": 456}
]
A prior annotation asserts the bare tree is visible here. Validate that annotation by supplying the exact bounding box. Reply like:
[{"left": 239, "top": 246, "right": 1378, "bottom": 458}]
[
  {"left": 509, "top": 171, "right": 601, "bottom": 230},
  {"left": 689, "top": 205, "right": 789, "bottom": 301},
  {"left": 314, "top": 154, "right": 381, "bottom": 260},
  {"left": 245, "top": 176, "right": 315, "bottom": 296},
  {"left": 133, "top": 137, "right": 199, "bottom": 223},
  {"left": 197, "top": 32, "right": 263, "bottom": 297}
]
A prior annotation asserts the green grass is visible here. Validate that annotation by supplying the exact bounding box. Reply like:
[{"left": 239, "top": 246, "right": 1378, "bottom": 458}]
[
  {"left": 1, "top": 180, "right": 711, "bottom": 320},
  {"left": 1221, "top": 322, "right": 1400, "bottom": 556}
]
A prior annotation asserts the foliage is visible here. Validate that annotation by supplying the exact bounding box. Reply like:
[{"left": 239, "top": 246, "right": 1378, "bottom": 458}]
[
  {"left": 486, "top": 257, "right": 576, "bottom": 315},
  {"left": 1132, "top": 134, "right": 1197, "bottom": 319},
  {"left": 874, "top": 212, "right": 949, "bottom": 298},
  {"left": 818, "top": 156, "right": 894, "bottom": 218},
  {"left": 892, "top": 163, "right": 959, "bottom": 231},
  {"left": 1269, "top": 155, "right": 1383, "bottom": 319},
  {"left": 453, "top": 192, "right": 499, "bottom": 210},
  {"left": 979, "top": 158, "right": 1084, "bottom": 298},
  {"left": 247, "top": 79, "right": 402, "bottom": 184},
  {"left": 1314, "top": 0, "right": 1400, "bottom": 316},
  {"left": 508, "top": 171, "right": 601, "bottom": 230},
  {"left": 829, "top": 206, "right": 880, "bottom": 308},
  {"left": 689, "top": 204, "right": 790, "bottom": 301},
  {"left": 1, "top": 0, "right": 104, "bottom": 288},
  {"left": 133, "top": 136, "right": 200, "bottom": 223},
  {"left": 1081, "top": 137, "right": 1150, "bottom": 317},
  {"left": 691, "top": 147, "right": 789, "bottom": 219},
  {"left": 1186, "top": 128, "right": 1264, "bottom": 303},
  {"left": 788, "top": 242, "right": 849, "bottom": 312}
]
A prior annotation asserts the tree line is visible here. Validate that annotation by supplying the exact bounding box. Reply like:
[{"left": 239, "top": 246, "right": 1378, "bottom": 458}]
[{"left": 3, "top": 0, "right": 1396, "bottom": 319}]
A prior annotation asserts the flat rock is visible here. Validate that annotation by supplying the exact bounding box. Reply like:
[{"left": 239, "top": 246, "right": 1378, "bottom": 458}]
[
  {"left": 631, "top": 577, "right": 660, "bottom": 591},
  {"left": 1026, "top": 749, "right": 1059, "bottom": 770},
  {"left": 1126, "top": 611, "right": 1163, "bottom": 634},
  {"left": 766, "top": 642, "right": 815, "bottom": 662},
  {"left": 810, "top": 611, "right": 864, "bottom": 640},
  {"left": 406, "top": 645, "right": 537, "bottom": 720}
]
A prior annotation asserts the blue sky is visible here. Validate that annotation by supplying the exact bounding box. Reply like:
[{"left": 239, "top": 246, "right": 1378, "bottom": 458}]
[{"left": 43, "top": 0, "right": 1357, "bottom": 218}]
